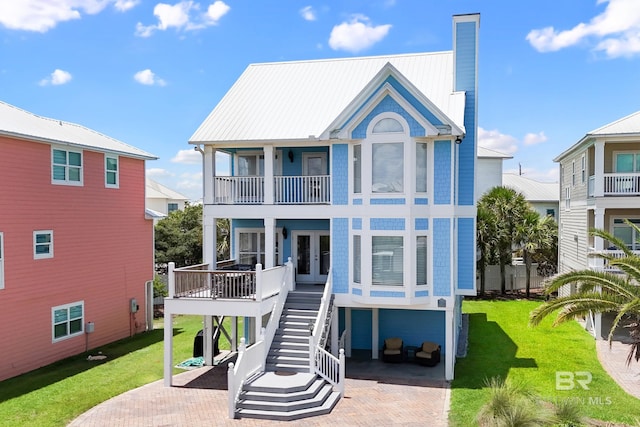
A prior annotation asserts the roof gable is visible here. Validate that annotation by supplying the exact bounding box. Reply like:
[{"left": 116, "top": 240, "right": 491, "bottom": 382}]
[
  {"left": 0, "top": 100, "right": 156, "bottom": 160},
  {"left": 589, "top": 110, "right": 640, "bottom": 136},
  {"left": 190, "top": 51, "right": 465, "bottom": 144}
]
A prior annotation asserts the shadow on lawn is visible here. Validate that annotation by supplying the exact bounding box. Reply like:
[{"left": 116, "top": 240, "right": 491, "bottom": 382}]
[
  {"left": 0, "top": 327, "right": 185, "bottom": 403},
  {"left": 452, "top": 312, "right": 537, "bottom": 389}
]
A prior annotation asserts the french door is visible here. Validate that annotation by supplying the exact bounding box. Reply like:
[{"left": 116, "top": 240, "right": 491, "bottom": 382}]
[{"left": 292, "top": 231, "right": 330, "bottom": 284}]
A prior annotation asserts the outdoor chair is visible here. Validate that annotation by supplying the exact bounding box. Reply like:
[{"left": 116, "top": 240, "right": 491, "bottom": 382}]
[
  {"left": 382, "top": 337, "right": 404, "bottom": 363},
  {"left": 416, "top": 341, "right": 441, "bottom": 367}
]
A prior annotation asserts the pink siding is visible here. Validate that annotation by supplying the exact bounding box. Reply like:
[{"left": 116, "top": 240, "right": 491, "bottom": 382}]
[{"left": 0, "top": 136, "right": 153, "bottom": 381}]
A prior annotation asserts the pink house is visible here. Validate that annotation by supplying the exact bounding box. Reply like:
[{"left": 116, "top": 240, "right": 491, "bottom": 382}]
[{"left": 0, "top": 100, "right": 157, "bottom": 381}]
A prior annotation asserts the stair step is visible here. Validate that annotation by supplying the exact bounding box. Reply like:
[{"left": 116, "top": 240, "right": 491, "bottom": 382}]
[
  {"left": 265, "top": 363, "right": 310, "bottom": 373},
  {"left": 243, "top": 372, "right": 317, "bottom": 393},
  {"left": 273, "top": 335, "right": 309, "bottom": 344},
  {"left": 236, "top": 391, "right": 341, "bottom": 421},
  {"left": 238, "top": 384, "right": 333, "bottom": 412},
  {"left": 240, "top": 378, "right": 326, "bottom": 402},
  {"left": 276, "top": 327, "right": 309, "bottom": 337},
  {"left": 280, "top": 321, "right": 314, "bottom": 330},
  {"left": 267, "top": 355, "right": 309, "bottom": 366},
  {"left": 270, "top": 341, "right": 309, "bottom": 351},
  {"left": 269, "top": 347, "right": 309, "bottom": 358}
]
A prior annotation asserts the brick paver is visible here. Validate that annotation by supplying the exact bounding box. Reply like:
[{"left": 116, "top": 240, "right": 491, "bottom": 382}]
[{"left": 69, "top": 364, "right": 449, "bottom": 427}]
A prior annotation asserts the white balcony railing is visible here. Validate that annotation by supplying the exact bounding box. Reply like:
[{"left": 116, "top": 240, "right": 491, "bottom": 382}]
[
  {"left": 589, "top": 173, "right": 640, "bottom": 196},
  {"left": 274, "top": 175, "right": 330, "bottom": 204},
  {"left": 587, "top": 248, "right": 640, "bottom": 271},
  {"left": 212, "top": 175, "right": 330, "bottom": 204}
]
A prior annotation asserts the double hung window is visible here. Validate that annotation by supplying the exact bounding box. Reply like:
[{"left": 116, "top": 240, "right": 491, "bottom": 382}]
[
  {"left": 52, "top": 148, "right": 82, "bottom": 185},
  {"left": 52, "top": 301, "right": 84, "bottom": 341}
]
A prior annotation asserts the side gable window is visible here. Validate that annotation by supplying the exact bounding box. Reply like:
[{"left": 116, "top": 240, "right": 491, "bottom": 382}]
[
  {"left": 0, "top": 232, "right": 4, "bottom": 290},
  {"left": 105, "top": 155, "right": 119, "bottom": 188},
  {"left": 52, "top": 147, "right": 82, "bottom": 185},
  {"left": 34, "top": 230, "right": 53, "bottom": 259},
  {"left": 52, "top": 301, "right": 84, "bottom": 342}
]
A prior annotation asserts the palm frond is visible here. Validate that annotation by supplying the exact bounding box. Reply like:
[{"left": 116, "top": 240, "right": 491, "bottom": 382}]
[
  {"left": 529, "top": 293, "right": 622, "bottom": 327},
  {"left": 590, "top": 227, "right": 634, "bottom": 257}
]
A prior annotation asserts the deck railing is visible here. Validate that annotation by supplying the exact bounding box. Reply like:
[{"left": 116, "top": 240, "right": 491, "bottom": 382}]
[
  {"left": 169, "top": 262, "right": 290, "bottom": 301},
  {"left": 227, "top": 336, "right": 265, "bottom": 419},
  {"left": 587, "top": 248, "right": 640, "bottom": 271},
  {"left": 214, "top": 176, "right": 264, "bottom": 204}
]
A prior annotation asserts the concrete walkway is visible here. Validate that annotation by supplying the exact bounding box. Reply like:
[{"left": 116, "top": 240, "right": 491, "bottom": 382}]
[
  {"left": 68, "top": 358, "right": 450, "bottom": 427},
  {"left": 596, "top": 339, "right": 640, "bottom": 399}
]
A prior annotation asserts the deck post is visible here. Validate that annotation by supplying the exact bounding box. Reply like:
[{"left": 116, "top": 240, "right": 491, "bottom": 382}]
[
  {"left": 255, "top": 263, "right": 263, "bottom": 301},
  {"left": 338, "top": 349, "right": 345, "bottom": 397},
  {"left": 163, "top": 311, "right": 173, "bottom": 387},
  {"left": 168, "top": 262, "right": 175, "bottom": 297}
]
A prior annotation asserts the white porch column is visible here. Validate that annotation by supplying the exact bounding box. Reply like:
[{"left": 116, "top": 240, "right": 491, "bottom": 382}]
[
  {"left": 594, "top": 140, "right": 605, "bottom": 198},
  {"left": 593, "top": 207, "right": 606, "bottom": 270},
  {"left": 264, "top": 145, "right": 274, "bottom": 204},
  {"left": 371, "top": 308, "right": 379, "bottom": 359},
  {"left": 203, "top": 215, "right": 217, "bottom": 267},
  {"left": 345, "top": 308, "right": 352, "bottom": 357},
  {"left": 331, "top": 306, "right": 339, "bottom": 356},
  {"left": 163, "top": 311, "right": 173, "bottom": 386},
  {"left": 264, "top": 217, "right": 276, "bottom": 268},
  {"left": 203, "top": 315, "right": 214, "bottom": 365},
  {"left": 231, "top": 316, "right": 238, "bottom": 351},
  {"left": 203, "top": 145, "right": 215, "bottom": 205},
  {"left": 445, "top": 309, "right": 455, "bottom": 381}
]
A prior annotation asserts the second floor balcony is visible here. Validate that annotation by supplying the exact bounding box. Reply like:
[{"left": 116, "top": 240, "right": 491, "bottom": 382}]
[
  {"left": 213, "top": 175, "right": 331, "bottom": 205},
  {"left": 588, "top": 173, "right": 640, "bottom": 197}
]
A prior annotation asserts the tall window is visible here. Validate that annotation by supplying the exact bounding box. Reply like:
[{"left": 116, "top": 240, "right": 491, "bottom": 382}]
[
  {"left": 105, "top": 155, "right": 118, "bottom": 188},
  {"left": 565, "top": 187, "right": 570, "bottom": 210},
  {"left": 238, "top": 153, "right": 264, "bottom": 176},
  {"left": 416, "top": 143, "right": 428, "bottom": 193},
  {"left": 237, "top": 230, "right": 280, "bottom": 266},
  {"left": 372, "top": 236, "right": 403, "bottom": 285},
  {"left": 581, "top": 155, "right": 586, "bottom": 184},
  {"left": 571, "top": 161, "right": 576, "bottom": 186},
  {"left": 613, "top": 219, "right": 640, "bottom": 250},
  {"left": 615, "top": 152, "right": 640, "bottom": 172},
  {"left": 34, "top": 230, "right": 53, "bottom": 259},
  {"left": 353, "top": 144, "right": 361, "bottom": 194},
  {"left": 353, "top": 235, "right": 361, "bottom": 283},
  {"left": 52, "top": 301, "right": 84, "bottom": 341},
  {"left": 52, "top": 148, "right": 82, "bottom": 185},
  {"left": 0, "top": 232, "right": 4, "bottom": 290},
  {"left": 416, "top": 236, "right": 427, "bottom": 285},
  {"left": 372, "top": 143, "right": 403, "bottom": 193}
]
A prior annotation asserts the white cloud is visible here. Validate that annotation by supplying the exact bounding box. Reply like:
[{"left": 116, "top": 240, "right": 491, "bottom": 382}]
[
  {"left": 477, "top": 127, "right": 519, "bottom": 155},
  {"left": 39, "top": 69, "right": 72, "bottom": 86},
  {"left": 300, "top": 6, "right": 316, "bottom": 21},
  {"left": 146, "top": 168, "right": 175, "bottom": 178},
  {"left": 136, "top": 0, "right": 230, "bottom": 37},
  {"left": 172, "top": 148, "right": 202, "bottom": 164},
  {"left": 0, "top": 0, "right": 137, "bottom": 32},
  {"left": 526, "top": 0, "right": 640, "bottom": 58},
  {"left": 134, "top": 69, "right": 167, "bottom": 86},
  {"left": 523, "top": 131, "right": 548, "bottom": 146},
  {"left": 329, "top": 15, "right": 391, "bottom": 53}
]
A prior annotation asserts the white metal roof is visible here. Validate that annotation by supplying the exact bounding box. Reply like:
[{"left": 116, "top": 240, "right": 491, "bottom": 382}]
[
  {"left": 146, "top": 178, "right": 190, "bottom": 201},
  {"left": 190, "top": 51, "right": 465, "bottom": 144},
  {"left": 0, "top": 100, "right": 156, "bottom": 160},
  {"left": 502, "top": 173, "right": 558, "bottom": 202},
  {"left": 589, "top": 110, "right": 640, "bottom": 136},
  {"left": 478, "top": 146, "right": 512, "bottom": 159},
  {"left": 554, "top": 110, "right": 640, "bottom": 162}
]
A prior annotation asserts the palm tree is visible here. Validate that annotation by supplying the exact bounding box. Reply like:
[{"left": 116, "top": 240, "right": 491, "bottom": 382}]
[
  {"left": 477, "top": 205, "right": 498, "bottom": 296},
  {"left": 530, "top": 224, "right": 640, "bottom": 365},
  {"left": 478, "top": 186, "right": 529, "bottom": 294},
  {"left": 515, "top": 211, "right": 556, "bottom": 298}
]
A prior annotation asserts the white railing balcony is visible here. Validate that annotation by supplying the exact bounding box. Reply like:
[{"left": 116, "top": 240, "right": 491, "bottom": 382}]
[
  {"left": 587, "top": 248, "right": 640, "bottom": 272},
  {"left": 603, "top": 173, "right": 640, "bottom": 195},
  {"left": 214, "top": 176, "right": 264, "bottom": 204},
  {"left": 211, "top": 175, "right": 330, "bottom": 205},
  {"left": 274, "top": 175, "right": 330, "bottom": 204}
]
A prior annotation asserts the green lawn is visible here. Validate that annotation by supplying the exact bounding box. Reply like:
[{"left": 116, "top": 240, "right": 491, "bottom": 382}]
[
  {"left": 450, "top": 299, "right": 640, "bottom": 426},
  {"left": 0, "top": 315, "right": 224, "bottom": 427}
]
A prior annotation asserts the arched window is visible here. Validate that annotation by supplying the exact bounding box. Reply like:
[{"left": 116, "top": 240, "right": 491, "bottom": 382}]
[{"left": 372, "top": 118, "right": 403, "bottom": 133}]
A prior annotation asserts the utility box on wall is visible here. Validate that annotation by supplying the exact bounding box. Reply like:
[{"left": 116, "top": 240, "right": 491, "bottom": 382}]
[
  {"left": 130, "top": 298, "right": 139, "bottom": 313},
  {"left": 86, "top": 321, "right": 95, "bottom": 333}
]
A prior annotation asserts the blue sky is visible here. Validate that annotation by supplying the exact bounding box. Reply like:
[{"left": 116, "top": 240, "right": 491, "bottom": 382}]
[{"left": 2, "top": 0, "right": 640, "bottom": 201}]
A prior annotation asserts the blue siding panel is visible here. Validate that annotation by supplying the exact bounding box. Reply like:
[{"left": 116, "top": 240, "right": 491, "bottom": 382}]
[
  {"left": 351, "top": 309, "right": 372, "bottom": 350},
  {"left": 434, "top": 140, "right": 451, "bottom": 205},
  {"left": 414, "top": 198, "right": 428, "bottom": 205},
  {"left": 370, "top": 198, "right": 406, "bottom": 205},
  {"left": 370, "top": 290, "right": 406, "bottom": 298},
  {"left": 352, "top": 93, "right": 426, "bottom": 139},
  {"left": 414, "top": 290, "right": 429, "bottom": 297},
  {"left": 433, "top": 218, "right": 451, "bottom": 296},
  {"left": 351, "top": 287, "right": 363, "bottom": 296},
  {"left": 370, "top": 218, "right": 405, "bottom": 231},
  {"left": 352, "top": 218, "right": 362, "bottom": 230},
  {"left": 353, "top": 198, "right": 363, "bottom": 205},
  {"left": 457, "top": 217, "right": 475, "bottom": 290},
  {"left": 332, "top": 144, "right": 348, "bottom": 205},
  {"left": 415, "top": 218, "right": 429, "bottom": 231},
  {"left": 456, "top": 20, "right": 477, "bottom": 206},
  {"left": 332, "top": 218, "right": 349, "bottom": 293}
]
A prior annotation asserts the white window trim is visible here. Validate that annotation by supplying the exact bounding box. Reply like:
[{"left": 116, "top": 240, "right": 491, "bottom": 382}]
[
  {"left": 34, "top": 230, "right": 54, "bottom": 259},
  {"left": 612, "top": 150, "right": 640, "bottom": 173},
  {"left": 415, "top": 233, "right": 429, "bottom": 287},
  {"left": 565, "top": 187, "right": 570, "bottom": 210},
  {"left": 571, "top": 160, "right": 576, "bottom": 186},
  {"left": 581, "top": 155, "right": 586, "bottom": 184},
  {"left": 234, "top": 228, "right": 283, "bottom": 266},
  {"left": 52, "top": 301, "right": 84, "bottom": 342},
  {"left": 0, "top": 232, "right": 4, "bottom": 290},
  {"left": 52, "top": 146, "right": 83, "bottom": 186},
  {"left": 105, "top": 154, "right": 119, "bottom": 188}
]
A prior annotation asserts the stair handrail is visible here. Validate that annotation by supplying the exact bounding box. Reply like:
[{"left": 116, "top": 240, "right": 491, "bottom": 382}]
[
  {"left": 227, "top": 336, "right": 265, "bottom": 419},
  {"left": 262, "top": 258, "right": 294, "bottom": 358},
  {"left": 310, "top": 268, "right": 333, "bottom": 349},
  {"left": 312, "top": 346, "right": 345, "bottom": 397}
]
